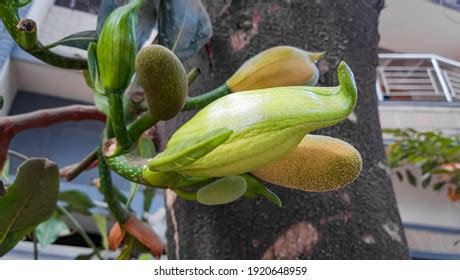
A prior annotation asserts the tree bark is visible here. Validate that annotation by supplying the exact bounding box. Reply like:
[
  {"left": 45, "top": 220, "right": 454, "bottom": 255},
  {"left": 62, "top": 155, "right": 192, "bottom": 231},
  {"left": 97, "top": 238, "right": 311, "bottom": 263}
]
[{"left": 163, "top": 0, "right": 409, "bottom": 259}]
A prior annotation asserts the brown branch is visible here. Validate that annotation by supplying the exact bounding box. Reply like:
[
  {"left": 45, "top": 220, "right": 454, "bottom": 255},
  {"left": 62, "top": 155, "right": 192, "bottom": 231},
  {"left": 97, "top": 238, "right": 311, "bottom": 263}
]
[
  {"left": 59, "top": 154, "right": 99, "bottom": 180},
  {"left": 0, "top": 105, "right": 106, "bottom": 170}
]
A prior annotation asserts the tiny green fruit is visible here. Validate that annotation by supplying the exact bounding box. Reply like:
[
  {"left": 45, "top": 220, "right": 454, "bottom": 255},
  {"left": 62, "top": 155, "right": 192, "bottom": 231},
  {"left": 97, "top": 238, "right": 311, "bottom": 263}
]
[
  {"left": 136, "top": 45, "right": 188, "bottom": 120},
  {"left": 196, "top": 175, "right": 248, "bottom": 205}
]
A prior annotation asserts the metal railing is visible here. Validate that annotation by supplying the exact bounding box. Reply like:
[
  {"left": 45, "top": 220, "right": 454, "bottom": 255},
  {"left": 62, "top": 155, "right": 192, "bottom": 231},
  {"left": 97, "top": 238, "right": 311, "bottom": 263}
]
[{"left": 377, "top": 53, "right": 460, "bottom": 103}]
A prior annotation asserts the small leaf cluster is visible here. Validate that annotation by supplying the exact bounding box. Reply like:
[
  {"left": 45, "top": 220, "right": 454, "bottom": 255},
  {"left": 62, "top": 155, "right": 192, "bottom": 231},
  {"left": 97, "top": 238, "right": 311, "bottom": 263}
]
[{"left": 384, "top": 128, "right": 460, "bottom": 200}]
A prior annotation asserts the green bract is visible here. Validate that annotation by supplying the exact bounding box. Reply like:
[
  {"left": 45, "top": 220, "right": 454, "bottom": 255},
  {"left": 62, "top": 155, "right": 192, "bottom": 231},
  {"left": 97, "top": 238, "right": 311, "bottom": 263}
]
[
  {"left": 196, "top": 176, "right": 248, "bottom": 205},
  {"left": 148, "top": 61, "right": 357, "bottom": 177},
  {"left": 97, "top": 0, "right": 141, "bottom": 93}
]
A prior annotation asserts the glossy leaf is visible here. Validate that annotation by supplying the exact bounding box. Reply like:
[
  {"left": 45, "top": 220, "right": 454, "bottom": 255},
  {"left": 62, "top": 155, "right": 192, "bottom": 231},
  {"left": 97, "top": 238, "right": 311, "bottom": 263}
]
[
  {"left": 241, "top": 174, "right": 282, "bottom": 207},
  {"left": 0, "top": 158, "right": 59, "bottom": 256},
  {"left": 405, "top": 170, "right": 417, "bottom": 187},
  {"left": 97, "top": 0, "right": 158, "bottom": 49},
  {"left": 59, "top": 190, "right": 95, "bottom": 215},
  {"left": 86, "top": 43, "right": 104, "bottom": 96},
  {"left": 433, "top": 181, "right": 446, "bottom": 191},
  {"left": 158, "top": 0, "right": 212, "bottom": 60},
  {"left": 421, "top": 173, "right": 432, "bottom": 189},
  {"left": 94, "top": 94, "right": 109, "bottom": 115},
  {"left": 17, "top": 0, "right": 31, "bottom": 7},
  {"left": 92, "top": 213, "right": 109, "bottom": 250},
  {"left": 196, "top": 175, "right": 248, "bottom": 206},
  {"left": 35, "top": 214, "right": 69, "bottom": 248},
  {"left": 42, "top": 30, "right": 97, "bottom": 51}
]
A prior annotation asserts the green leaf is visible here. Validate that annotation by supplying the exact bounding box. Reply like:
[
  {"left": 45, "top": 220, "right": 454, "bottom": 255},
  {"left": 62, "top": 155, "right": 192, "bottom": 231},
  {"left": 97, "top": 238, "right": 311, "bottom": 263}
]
[
  {"left": 405, "top": 170, "right": 417, "bottom": 187},
  {"left": 432, "top": 181, "right": 446, "bottom": 191},
  {"left": 396, "top": 171, "right": 403, "bottom": 181},
  {"left": 94, "top": 94, "right": 109, "bottom": 115},
  {"left": 421, "top": 173, "right": 432, "bottom": 189},
  {"left": 75, "top": 253, "right": 95, "bottom": 260},
  {"left": 17, "top": 0, "right": 32, "bottom": 7},
  {"left": 421, "top": 161, "right": 438, "bottom": 174},
  {"left": 0, "top": 158, "right": 59, "bottom": 257},
  {"left": 407, "top": 155, "right": 426, "bottom": 164},
  {"left": 41, "top": 30, "right": 97, "bottom": 51},
  {"left": 143, "top": 188, "right": 155, "bottom": 213},
  {"left": 158, "top": 0, "right": 212, "bottom": 60},
  {"left": 87, "top": 43, "right": 105, "bottom": 96},
  {"left": 138, "top": 253, "right": 154, "bottom": 260},
  {"left": 59, "top": 190, "right": 95, "bottom": 215},
  {"left": 1, "top": 155, "right": 9, "bottom": 183},
  {"left": 196, "top": 175, "right": 247, "bottom": 206},
  {"left": 92, "top": 213, "right": 108, "bottom": 250},
  {"left": 241, "top": 174, "right": 282, "bottom": 207},
  {"left": 148, "top": 127, "right": 233, "bottom": 172},
  {"left": 35, "top": 214, "right": 69, "bottom": 248}
]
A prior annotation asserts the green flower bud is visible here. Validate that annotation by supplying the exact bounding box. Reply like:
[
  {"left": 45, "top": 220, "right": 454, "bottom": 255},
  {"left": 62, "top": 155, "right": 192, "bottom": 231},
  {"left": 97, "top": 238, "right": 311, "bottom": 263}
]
[
  {"left": 226, "top": 46, "right": 324, "bottom": 92},
  {"left": 97, "top": 0, "right": 141, "bottom": 93},
  {"left": 149, "top": 61, "right": 357, "bottom": 177}
]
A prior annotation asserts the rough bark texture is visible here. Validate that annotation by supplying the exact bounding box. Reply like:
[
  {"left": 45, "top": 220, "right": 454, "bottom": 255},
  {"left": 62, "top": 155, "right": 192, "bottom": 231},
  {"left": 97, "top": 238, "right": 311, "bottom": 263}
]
[{"left": 163, "top": 0, "right": 410, "bottom": 259}]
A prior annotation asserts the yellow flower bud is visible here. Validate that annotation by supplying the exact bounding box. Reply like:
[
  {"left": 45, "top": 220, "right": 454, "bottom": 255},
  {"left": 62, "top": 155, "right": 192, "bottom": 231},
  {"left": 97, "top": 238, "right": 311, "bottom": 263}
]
[
  {"left": 226, "top": 46, "right": 324, "bottom": 92},
  {"left": 251, "top": 135, "right": 362, "bottom": 192}
]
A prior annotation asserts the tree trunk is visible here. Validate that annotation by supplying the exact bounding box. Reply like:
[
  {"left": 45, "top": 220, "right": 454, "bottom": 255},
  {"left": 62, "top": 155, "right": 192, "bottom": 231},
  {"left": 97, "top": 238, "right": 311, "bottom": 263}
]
[{"left": 162, "top": 0, "right": 409, "bottom": 259}]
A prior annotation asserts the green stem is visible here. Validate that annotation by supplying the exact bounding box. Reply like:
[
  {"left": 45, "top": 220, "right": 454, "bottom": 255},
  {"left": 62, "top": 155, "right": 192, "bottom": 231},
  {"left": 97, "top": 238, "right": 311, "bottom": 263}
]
[
  {"left": 56, "top": 204, "right": 103, "bottom": 260},
  {"left": 127, "top": 113, "right": 158, "bottom": 141},
  {"left": 187, "top": 67, "right": 201, "bottom": 86},
  {"left": 184, "top": 83, "right": 231, "bottom": 110},
  {"left": 106, "top": 115, "right": 115, "bottom": 139},
  {"left": 31, "top": 47, "right": 87, "bottom": 69},
  {"left": 126, "top": 183, "right": 140, "bottom": 207},
  {"left": 107, "top": 91, "right": 132, "bottom": 151},
  {"left": 116, "top": 236, "right": 136, "bottom": 260},
  {"left": 97, "top": 150, "right": 130, "bottom": 224},
  {"left": 174, "top": 189, "right": 197, "bottom": 201},
  {"left": 0, "top": 8, "right": 87, "bottom": 69}
]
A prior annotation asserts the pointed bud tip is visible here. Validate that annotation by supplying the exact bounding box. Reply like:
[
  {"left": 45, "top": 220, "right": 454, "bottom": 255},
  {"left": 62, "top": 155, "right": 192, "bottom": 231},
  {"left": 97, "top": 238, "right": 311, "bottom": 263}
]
[{"left": 309, "top": 51, "right": 326, "bottom": 62}]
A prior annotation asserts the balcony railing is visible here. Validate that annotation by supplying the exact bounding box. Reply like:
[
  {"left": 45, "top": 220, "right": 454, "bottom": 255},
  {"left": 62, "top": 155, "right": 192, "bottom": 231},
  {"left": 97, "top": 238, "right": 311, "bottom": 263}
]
[{"left": 377, "top": 53, "right": 460, "bottom": 103}]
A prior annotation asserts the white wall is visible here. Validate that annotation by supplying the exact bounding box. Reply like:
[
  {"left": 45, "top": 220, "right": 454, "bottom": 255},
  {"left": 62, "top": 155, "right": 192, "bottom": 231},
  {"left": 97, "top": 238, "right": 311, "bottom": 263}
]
[{"left": 380, "top": 0, "right": 460, "bottom": 60}]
